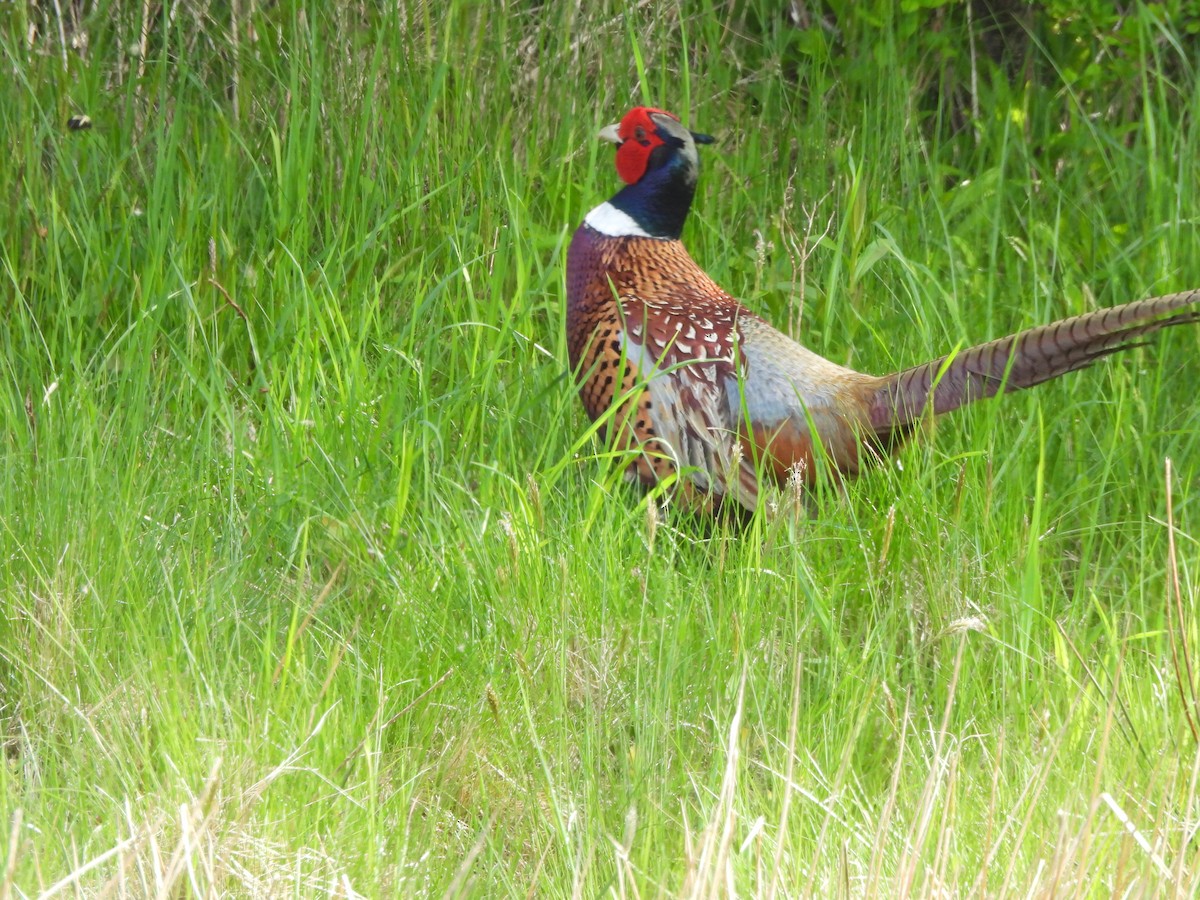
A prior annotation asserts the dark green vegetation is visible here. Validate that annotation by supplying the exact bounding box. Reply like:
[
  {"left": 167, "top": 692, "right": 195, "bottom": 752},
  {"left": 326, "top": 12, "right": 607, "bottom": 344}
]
[{"left": 3, "top": 1, "right": 1200, "bottom": 894}]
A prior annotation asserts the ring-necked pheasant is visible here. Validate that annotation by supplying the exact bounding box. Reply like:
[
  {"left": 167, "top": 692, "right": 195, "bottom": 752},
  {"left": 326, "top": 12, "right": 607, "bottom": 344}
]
[{"left": 566, "top": 106, "right": 1200, "bottom": 514}]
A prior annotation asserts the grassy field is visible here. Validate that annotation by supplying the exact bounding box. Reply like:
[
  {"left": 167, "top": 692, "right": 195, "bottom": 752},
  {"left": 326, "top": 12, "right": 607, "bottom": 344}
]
[{"left": 3, "top": 1, "right": 1200, "bottom": 895}]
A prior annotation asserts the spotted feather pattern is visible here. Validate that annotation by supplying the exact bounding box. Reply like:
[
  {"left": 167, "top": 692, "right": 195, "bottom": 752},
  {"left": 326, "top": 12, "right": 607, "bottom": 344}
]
[
  {"left": 567, "top": 227, "right": 750, "bottom": 508},
  {"left": 566, "top": 224, "right": 879, "bottom": 511}
]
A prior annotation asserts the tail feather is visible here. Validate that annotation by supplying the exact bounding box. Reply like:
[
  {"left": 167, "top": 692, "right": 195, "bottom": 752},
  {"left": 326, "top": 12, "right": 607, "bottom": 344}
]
[{"left": 869, "top": 289, "right": 1200, "bottom": 440}]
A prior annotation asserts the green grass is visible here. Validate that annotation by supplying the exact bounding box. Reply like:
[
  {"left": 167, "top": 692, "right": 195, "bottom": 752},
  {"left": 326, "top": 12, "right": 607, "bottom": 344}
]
[{"left": 3, "top": 1, "right": 1200, "bottom": 895}]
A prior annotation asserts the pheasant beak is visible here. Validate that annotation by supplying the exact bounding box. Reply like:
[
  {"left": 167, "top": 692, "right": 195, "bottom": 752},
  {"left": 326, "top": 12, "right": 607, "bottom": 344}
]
[{"left": 598, "top": 123, "right": 622, "bottom": 144}]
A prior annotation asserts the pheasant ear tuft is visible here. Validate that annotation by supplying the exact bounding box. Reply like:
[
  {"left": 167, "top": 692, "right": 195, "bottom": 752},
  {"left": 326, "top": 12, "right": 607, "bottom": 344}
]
[{"left": 691, "top": 132, "right": 715, "bottom": 145}]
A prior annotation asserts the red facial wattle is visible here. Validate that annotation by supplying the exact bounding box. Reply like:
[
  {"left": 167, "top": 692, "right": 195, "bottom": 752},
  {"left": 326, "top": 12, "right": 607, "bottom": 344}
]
[{"left": 614, "top": 107, "right": 678, "bottom": 185}]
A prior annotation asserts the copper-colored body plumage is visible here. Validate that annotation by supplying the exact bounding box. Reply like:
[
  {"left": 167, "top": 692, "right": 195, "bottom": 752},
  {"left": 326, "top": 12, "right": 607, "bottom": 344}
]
[{"left": 566, "top": 108, "right": 1200, "bottom": 514}]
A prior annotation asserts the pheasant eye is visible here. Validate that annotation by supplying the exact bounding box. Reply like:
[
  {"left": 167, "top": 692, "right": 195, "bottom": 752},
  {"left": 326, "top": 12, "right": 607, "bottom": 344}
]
[{"left": 634, "top": 125, "right": 648, "bottom": 143}]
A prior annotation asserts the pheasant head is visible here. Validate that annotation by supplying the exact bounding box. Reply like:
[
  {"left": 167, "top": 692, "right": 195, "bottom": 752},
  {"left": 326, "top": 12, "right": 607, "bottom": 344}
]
[{"left": 592, "top": 107, "right": 715, "bottom": 239}]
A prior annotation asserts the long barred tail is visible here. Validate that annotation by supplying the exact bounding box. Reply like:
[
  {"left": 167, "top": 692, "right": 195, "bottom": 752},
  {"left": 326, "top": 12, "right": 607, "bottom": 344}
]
[{"left": 868, "top": 289, "right": 1200, "bottom": 438}]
